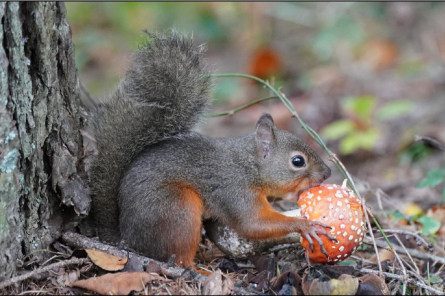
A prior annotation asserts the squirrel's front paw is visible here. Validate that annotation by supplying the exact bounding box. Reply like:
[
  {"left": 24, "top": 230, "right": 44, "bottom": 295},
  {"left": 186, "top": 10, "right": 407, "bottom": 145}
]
[{"left": 299, "top": 219, "right": 338, "bottom": 259}]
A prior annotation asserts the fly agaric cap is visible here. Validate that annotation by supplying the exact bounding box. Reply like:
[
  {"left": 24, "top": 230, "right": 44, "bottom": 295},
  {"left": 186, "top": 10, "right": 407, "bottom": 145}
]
[{"left": 298, "top": 181, "right": 366, "bottom": 263}]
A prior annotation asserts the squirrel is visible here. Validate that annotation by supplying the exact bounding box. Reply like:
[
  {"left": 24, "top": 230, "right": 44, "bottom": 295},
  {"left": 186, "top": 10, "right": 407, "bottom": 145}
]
[{"left": 89, "top": 31, "right": 335, "bottom": 273}]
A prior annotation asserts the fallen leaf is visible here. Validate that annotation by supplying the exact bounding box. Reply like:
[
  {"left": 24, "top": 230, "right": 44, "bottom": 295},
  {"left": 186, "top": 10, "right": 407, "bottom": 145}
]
[
  {"left": 85, "top": 249, "right": 128, "bottom": 271},
  {"left": 357, "top": 274, "right": 390, "bottom": 295},
  {"left": 270, "top": 270, "right": 302, "bottom": 295},
  {"left": 71, "top": 272, "right": 163, "bottom": 295},
  {"left": 302, "top": 267, "right": 358, "bottom": 295},
  {"left": 369, "top": 249, "right": 394, "bottom": 264},
  {"left": 308, "top": 274, "right": 359, "bottom": 295},
  {"left": 427, "top": 206, "right": 445, "bottom": 237},
  {"left": 57, "top": 269, "right": 79, "bottom": 286},
  {"left": 361, "top": 40, "right": 398, "bottom": 71},
  {"left": 202, "top": 270, "right": 234, "bottom": 295},
  {"left": 402, "top": 203, "right": 423, "bottom": 217},
  {"left": 248, "top": 46, "right": 282, "bottom": 80}
]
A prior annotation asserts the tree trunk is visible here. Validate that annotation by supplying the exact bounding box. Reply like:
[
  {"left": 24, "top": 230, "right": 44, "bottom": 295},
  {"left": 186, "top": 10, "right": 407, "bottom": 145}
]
[{"left": 0, "top": 2, "right": 88, "bottom": 280}]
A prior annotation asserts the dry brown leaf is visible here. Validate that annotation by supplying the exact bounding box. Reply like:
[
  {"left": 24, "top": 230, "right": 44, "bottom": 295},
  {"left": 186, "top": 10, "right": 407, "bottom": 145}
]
[
  {"left": 71, "top": 272, "right": 163, "bottom": 295},
  {"left": 357, "top": 274, "right": 390, "bottom": 295},
  {"left": 202, "top": 270, "right": 234, "bottom": 295},
  {"left": 369, "top": 249, "right": 394, "bottom": 264},
  {"left": 86, "top": 249, "right": 128, "bottom": 271}
]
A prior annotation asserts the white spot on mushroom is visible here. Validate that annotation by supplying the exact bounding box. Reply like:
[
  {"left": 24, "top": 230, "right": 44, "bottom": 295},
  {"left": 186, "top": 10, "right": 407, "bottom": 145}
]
[
  {"left": 335, "top": 208, "right": 340, "bottom": 213},
  {"left": 335, "top": 190, "right": 344, "bottom": 198},
  {"left": 349, "top": 212, "right": 352, "bottom": 216},
  {"left": 344, "top": 254, "right": 348, "bottom": 257},
  {"left": 332, "top": 246, "right": 336, "bottom": 249},
  {"left": 340, "top": 224, "right": 346, "bottom": 229},
  {"left": 334, "top": 259, "right": 338, "bottom": 262},
  {"left": 319, "top": 190, "right": 322, "bottom": 194},
  {"left": 339, "top": 246, "right": 345, "bottom": 252},
  {"left": 329, "top": 204, "right": 334, "bottom": 210},
  {"left": 353, "top": 246, "right": 357, "bottom": 251},
  {"left": 300, "top": 204, "right": 307, "bottom": 210},
  {"left": 355, "top": 218, "right": 359, "bottom": 223},
  {"left": 343, "top": 232, "right": 348, "bottom": 237},
  {"left": 328, "top": 186, "right": 333, "bottom": 189},
  {"left": 344, "top": 199, "right": 349, "bottom": 203},
  {"left": 339, "top": 214, "right": 344, "bottom": 219},
  {"left": 308, "top": 206, "right": 313, "bottom": 212},
  {"left": 337, "top": 231, "right": 341, "bottom": 235},
  {"left": 337, "top": 201, "right": 342, "bottom": 207},
  {"left": 307, "top": 193, "right": 314, "bottom": 199},
  {"left": 327, "top": 197, "right": 332, "bottom": 202},
  {"left": 337, "top": 255, "right": 342, "bottom": 258},
  {"left": 359, "top": 237, "right": 363, "bottom": 242},
  {"left": 323, "top": 216, "right": 328, "bottom": 221},
  {"left": 317, "top": 196, "right": 322, "bottom": 201},
  {"left": 346, "top": 204, "right": 351, "bottom": 208},
  {"left": 349, "top": 218, "right": 353, "bottom": 222},
  {"left": 354, "top": 211, "right": 358, "bottom": 215},
  {"left": 357, "top": 229, "right": 361, "bottom": 235},
  {"left": 348, "top": 235, "right": 354, "bottom": 241},
  {"left": 354, "top": 239, "right": 358, "bottom": 243}
]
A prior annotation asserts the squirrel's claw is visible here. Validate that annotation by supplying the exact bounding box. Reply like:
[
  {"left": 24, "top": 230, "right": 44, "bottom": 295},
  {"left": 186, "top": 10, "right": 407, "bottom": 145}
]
[{"left": 306, "top": 221, "right": 338, "bottom": 259}]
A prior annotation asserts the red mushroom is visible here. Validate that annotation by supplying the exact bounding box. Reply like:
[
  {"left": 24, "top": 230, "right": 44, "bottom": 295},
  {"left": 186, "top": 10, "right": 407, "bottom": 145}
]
[{"left": 298, "top": 182, "right": 366, "bottom": 263}]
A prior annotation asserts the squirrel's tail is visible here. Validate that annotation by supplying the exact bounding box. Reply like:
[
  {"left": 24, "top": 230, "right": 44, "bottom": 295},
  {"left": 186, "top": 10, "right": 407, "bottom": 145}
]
[{"left": 89, "top": 32, "right": 212, "bottom": 241}]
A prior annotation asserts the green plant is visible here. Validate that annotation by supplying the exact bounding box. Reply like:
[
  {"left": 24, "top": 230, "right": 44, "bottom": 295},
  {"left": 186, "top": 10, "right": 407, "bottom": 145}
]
[
  {"left": 320, "top": 95, "right": 413, "bottom": 155},
  {"left": 416, "top": 168, "right": 445, "bottom": 200}
]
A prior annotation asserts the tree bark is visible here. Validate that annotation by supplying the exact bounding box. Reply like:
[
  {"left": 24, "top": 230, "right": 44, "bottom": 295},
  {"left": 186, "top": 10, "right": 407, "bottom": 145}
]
[{"left": 0, "top": 2, "right": 88, "bottom": 280}]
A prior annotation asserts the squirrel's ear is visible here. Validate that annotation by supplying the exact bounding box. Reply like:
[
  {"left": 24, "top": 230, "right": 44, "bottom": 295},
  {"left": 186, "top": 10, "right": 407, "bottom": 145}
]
[{"left": 255, "top": 113, "right": 275, "bottom": 159}]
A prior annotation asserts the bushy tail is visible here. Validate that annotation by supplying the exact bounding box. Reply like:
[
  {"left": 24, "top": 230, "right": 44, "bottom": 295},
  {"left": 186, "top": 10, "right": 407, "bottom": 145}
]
[{"left": 89, "top": 32, "right": 212, "bottom": 241}]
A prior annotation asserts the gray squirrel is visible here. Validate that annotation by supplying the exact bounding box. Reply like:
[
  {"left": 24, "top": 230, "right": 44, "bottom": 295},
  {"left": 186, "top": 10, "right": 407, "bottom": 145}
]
[{"left": 89, "top": 31, "right": 334, "bottom": 274}]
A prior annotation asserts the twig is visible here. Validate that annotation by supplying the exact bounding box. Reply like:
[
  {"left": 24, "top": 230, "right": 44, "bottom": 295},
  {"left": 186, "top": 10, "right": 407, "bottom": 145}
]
[
  {"left": 212, "top": 73, "right": 384, "bottom": 275},
  {"left": 364, "top": 237, "right": 445, "bottom": 264},
  {"left": 375, "top": 229, "right": 433, "bottom": 251},
  {"left": 61, "top": 232, "right": 208, "bottom": 282},
  {"left": 359, "top": 268, "right": 445, "bottom": 295},
  {"left": 204, "top": 96, "right": 278, "bottom": 117},
  {"left": 0, "top": 257, "right": 90, "bottom": 290}
]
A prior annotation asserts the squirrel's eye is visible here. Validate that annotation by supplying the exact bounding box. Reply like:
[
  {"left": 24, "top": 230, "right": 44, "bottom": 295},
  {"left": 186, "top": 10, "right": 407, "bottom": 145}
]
[{"left": 292, "top": 155, "right": 306, "bottom": 168}]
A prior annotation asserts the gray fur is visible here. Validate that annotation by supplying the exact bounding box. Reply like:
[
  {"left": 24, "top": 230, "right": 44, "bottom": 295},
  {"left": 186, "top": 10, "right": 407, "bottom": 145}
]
[
  {"left": 89, "top": 32, "right": 212, "bottom": 241},
  {"left": 90, "top": 32, "right": 331, "bottom": 263}
]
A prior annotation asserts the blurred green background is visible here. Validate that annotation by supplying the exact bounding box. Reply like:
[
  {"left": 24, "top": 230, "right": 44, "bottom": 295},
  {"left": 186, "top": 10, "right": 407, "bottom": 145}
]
[{"left": 66, "top": 2, "right": 445, "bottom": 195}]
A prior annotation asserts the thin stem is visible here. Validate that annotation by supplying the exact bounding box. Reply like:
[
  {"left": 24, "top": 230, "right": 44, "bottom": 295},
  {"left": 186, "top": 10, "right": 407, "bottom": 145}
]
[
  {"left": 204, "top": 96, "right": 278, "bottom": 118},
  {"left": 211, "top": 73, "right": 389, "bottom": 275}
]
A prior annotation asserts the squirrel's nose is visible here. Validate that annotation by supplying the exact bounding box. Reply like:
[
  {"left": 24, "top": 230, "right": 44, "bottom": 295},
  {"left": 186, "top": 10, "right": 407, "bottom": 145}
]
[{"left": 323, "top": 166, "right": 331, "bottom": 180}]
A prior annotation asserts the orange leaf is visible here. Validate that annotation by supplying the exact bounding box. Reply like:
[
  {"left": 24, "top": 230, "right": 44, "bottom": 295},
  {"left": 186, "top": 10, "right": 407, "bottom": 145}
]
[
  {"left": 71, "top": 272, "right": 163, "bottom": 295},
  {"left": 86, "top": 249, "right": 128, "bottom": 271},
  {"left": 361, "top": 40, "right": 398, "bottom": 71},
  {"left": 248, "top": 47, "right": 282, "bottom": 80}
]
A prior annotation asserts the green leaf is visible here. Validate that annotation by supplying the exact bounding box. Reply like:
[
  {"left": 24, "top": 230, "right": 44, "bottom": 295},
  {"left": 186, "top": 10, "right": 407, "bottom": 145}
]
[
  {"left": 356, "top": 128, "right": 380, "bottom": 150},
  {"left": 320, "top": 120, "right": 356, "bottom": 140},
  {"left": 339, "top": 128, "right": 380, "bottom": 155},
  {"left": 337, "top": 260, "right": 356, "bottom": 266},
  {"left": 378, "top": 100, "right": 413, "bottom": 120},
  {"left": 416, "top": 170, "right": 445, "bottom": 188},
  {"left": 343, "top": 95, "right": 376, "bottom": 121},
  {"left": 340, "top": 134, "right": 362, "bottom": 155},
  {"left": 416, "top": 216, "right": 440, "bottom": 236}
]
